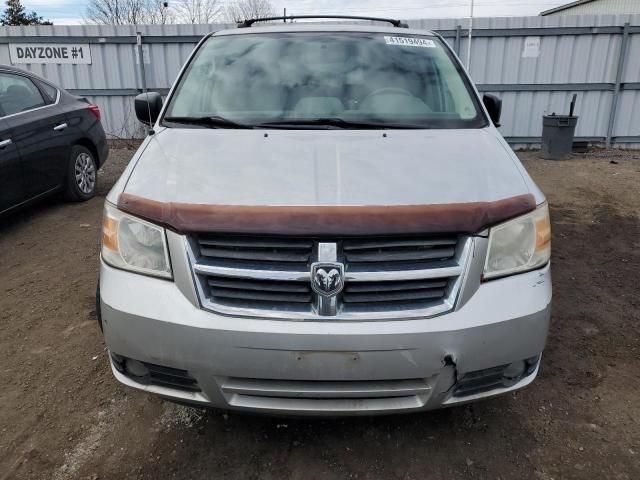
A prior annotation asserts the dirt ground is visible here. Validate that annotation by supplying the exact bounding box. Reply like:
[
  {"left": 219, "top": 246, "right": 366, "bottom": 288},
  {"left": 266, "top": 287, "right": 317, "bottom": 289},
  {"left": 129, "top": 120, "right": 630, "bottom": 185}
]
[{"left": 1, "top": 147, "right": 639, "bottom": 480}]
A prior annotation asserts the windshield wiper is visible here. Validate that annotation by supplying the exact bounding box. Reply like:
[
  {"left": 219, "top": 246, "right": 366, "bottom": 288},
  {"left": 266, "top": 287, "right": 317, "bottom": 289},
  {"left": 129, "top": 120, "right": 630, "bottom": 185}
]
[
  {"left": 163, "top": 115, "right": 254, "bottom": 129},
  {"left": 257, "top": 118, "right": 428, "bottom": 129}
]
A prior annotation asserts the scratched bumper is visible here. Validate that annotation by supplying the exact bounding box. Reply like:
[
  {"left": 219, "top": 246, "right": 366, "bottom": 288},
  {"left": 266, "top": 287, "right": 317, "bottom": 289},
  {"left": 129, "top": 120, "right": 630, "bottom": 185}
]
[{"left": 99, "top": 259, "right": 551, "bottom": 415}]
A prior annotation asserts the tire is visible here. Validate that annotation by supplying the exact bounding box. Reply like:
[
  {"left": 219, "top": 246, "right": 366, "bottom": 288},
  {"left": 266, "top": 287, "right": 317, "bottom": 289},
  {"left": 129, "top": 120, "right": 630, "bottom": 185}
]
[{"left": 65, "top": 145, "right": 98, "bottom": 201}]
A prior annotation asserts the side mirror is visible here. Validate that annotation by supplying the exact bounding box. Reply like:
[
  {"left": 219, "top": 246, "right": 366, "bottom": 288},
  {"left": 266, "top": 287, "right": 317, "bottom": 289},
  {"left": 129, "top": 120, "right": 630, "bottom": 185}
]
[
  {"left": 482, "top": 94, "right": 502, "bottom": 127},
  {"left": 134, "top": 92, "right": 163, "bottom": 126}
]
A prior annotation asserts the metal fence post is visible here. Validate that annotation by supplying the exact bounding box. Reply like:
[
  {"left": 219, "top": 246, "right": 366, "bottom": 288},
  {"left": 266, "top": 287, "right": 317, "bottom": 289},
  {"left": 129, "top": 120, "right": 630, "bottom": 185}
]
[
  {"left": 454, "top": 24, "right": 461, "bottom": 56},
  {"left": 606, "top": 23, "right": 630, "bottom": 147},
  {"left": 136, "top": 32, "right": 147, "bottom": 93}
]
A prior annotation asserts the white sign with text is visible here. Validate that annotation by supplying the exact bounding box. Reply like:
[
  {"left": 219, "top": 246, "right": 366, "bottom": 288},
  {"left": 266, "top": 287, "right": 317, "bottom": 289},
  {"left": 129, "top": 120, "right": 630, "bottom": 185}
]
[
  {"left": 9, "top": 43, "right": 92, "bottom": 64},
  {"left": 522, "top": 37, "right": 541, "bottom": 58},
  {"left": 135, "top": 44, "right": 151, "bottom": 65}
]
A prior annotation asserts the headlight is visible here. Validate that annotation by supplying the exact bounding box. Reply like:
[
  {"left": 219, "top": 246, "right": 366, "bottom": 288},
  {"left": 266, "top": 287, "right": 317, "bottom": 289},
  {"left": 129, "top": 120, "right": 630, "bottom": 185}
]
[
  {"left": 483, "top": 202, "right": 551, "bottom": 280},
  {"left": 101, "top": 202, "right": 172, "bottom": 279}
]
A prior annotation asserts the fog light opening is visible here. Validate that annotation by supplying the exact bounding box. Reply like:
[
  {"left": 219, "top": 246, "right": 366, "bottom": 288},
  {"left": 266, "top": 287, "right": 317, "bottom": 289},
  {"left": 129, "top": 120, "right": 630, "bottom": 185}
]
[
  {"left": 125, "top": 358, "right": 150, "bottom": 378},
  {"left": 525, "top": 354, "right": 542, "bottom": 375},
  {"left": 110, "top": 352, "right": 126, "bottom": 373},
  {"left": 503, "top": 360, "right": 526, "bottom": 382}
]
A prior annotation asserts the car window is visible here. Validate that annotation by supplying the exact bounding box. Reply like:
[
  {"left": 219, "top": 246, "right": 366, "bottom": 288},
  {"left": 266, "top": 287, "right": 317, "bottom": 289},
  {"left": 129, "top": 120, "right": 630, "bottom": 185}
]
[
  {"left": 165, "top": 32, "right": 487, "bottom": 129},
  {"left": 0, "top": 72, "right": 47, "bottom": 117},
  {"left": 36, "top": 80, "right": 58, "bottom": 104}
]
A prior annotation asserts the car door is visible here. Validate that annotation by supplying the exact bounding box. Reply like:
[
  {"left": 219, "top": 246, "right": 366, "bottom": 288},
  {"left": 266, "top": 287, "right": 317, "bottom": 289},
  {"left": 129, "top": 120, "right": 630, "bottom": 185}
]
[
  {"left": 0, "top": 71, "right": 71, "bottom": 198},
  {"left": 0, "top": 117, "right": 24, "bottom": 213}
]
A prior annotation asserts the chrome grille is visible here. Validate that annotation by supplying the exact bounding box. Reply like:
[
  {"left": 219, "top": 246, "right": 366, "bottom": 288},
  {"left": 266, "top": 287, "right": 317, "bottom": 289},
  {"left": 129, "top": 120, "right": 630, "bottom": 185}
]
[
  {"left": 191, "top": 234, "right": 313, "bottom": 313},
  {"left": 207, "top": 276, "right": 312, "bottom": 304},
  {"left": 344, "top": 237, "right": 457, "bottom": 264},
  {"left": 197, "top": 235, "right": 313, "bottom": 266},
  {"left": 187, "top": 234, "right": 473, "bottom": 320},
  {"left": 343, "top": 278, "right": 449, "bottom": 304}
]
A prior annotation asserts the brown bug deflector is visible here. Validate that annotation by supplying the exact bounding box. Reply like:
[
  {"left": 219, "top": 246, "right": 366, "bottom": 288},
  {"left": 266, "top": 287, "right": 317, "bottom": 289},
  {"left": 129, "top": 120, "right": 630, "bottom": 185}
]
[{"left": 117, "top": 193, "right": 537, "bottom": 236}]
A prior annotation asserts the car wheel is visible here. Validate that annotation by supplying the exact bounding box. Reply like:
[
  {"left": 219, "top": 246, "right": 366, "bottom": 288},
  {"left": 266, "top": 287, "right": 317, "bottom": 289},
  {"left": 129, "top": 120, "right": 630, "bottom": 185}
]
[{"left": 65, "top": 145, "right": 98, "bottom": 201}]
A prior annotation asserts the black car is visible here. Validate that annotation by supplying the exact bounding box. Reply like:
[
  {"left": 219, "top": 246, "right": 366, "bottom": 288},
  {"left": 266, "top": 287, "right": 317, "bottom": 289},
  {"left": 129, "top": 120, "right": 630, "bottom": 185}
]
[{"left": 0, "top": 65, "right": 108, "bottom": 215}]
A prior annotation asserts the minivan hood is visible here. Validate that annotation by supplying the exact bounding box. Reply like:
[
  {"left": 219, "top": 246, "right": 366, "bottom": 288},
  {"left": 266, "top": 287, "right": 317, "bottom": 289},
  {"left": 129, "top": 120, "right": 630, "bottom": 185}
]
[{"left": 123, "top": 128, "right": 531, "bottom": 207}]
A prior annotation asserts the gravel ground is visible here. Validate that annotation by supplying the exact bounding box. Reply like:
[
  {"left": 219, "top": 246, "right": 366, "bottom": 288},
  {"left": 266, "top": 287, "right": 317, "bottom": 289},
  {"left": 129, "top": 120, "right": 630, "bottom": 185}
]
[{"left": 1, "top": 147, "right": 639, "bottom": 480}]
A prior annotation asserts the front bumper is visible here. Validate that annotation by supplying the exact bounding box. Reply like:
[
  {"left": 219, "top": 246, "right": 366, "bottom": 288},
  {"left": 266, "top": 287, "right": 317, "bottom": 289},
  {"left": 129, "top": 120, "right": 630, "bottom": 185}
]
[{"left": 99, "top": 258, "right": 551, "bottom": 416}]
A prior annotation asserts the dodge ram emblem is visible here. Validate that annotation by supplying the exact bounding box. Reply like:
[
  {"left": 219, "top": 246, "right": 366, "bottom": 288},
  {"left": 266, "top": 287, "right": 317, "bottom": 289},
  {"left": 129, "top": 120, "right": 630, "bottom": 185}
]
[{"left": 311, "top": 262, "right": 345, "bottom": 297}]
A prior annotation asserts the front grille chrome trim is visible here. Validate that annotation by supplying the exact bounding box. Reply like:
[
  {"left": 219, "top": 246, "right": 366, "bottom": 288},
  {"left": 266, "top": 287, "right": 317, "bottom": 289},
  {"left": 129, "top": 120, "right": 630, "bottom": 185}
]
[
  {"left": 346, "top": 264, "right": 463, "bottom": 282},
  {"left": 193, "top": 261, "right": 464, "bottom": 283},
  {"left": 186, "top": 235, "right": 474, "bottom": 321},
  {"left": 193, "top": 263, "right": 310, "bottom": 282}
]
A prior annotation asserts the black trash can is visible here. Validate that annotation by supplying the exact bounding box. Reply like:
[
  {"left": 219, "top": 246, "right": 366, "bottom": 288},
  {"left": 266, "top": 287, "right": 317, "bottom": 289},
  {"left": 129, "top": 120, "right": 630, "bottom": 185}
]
[{"left": 541, "top": 115, "right": 578, "bottom": 160}]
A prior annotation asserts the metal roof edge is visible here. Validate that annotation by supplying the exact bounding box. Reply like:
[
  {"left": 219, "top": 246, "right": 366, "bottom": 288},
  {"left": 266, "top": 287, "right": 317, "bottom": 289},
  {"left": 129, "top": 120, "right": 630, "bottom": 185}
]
[{"left": 540, "top": 0, "right": 598, "bottom": 16}]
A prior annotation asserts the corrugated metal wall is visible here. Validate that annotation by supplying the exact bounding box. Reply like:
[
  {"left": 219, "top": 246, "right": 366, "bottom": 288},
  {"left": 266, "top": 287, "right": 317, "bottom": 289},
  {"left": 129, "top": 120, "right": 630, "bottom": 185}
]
[
  {"left": 410, "top": 14, "right": 640, "bottom": 147},
  {"left": 0, "top": 15, "right": 639, "bottom": 147}
]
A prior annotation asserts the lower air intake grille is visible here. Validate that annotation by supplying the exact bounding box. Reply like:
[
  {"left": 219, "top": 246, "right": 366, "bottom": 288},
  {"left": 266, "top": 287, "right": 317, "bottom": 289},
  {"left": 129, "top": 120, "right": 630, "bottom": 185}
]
[
  {"left": 111, "top": 353, "right": 201, "bottom": 392},
  {"left": 453, "top": 365, "right": 509, "bottom": 397},
  {"left": 220, "top": 377, "right": 432, "bottom": 412},
  {"left": 143, "top": 362, "right": 201, "bottom": 392}
]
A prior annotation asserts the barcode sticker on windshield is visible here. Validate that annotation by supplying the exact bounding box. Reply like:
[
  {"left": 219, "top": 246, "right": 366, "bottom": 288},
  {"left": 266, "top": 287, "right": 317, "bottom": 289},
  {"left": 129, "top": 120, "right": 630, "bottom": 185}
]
[{"left": 384, "top": 36, "right": 436, "bottom": 48}]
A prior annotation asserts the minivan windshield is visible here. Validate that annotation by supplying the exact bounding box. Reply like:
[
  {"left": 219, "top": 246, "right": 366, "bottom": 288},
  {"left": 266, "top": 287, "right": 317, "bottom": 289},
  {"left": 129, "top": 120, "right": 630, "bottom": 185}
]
[{"left": 164, "top": 32, "right": 487, "bottom": 129}]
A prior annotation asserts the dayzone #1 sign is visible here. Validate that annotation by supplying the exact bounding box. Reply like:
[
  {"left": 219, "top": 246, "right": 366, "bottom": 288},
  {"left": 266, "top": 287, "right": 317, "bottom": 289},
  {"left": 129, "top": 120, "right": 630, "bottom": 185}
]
[{"left": 9, "top": 44, "right": 92, "bottom": 64}]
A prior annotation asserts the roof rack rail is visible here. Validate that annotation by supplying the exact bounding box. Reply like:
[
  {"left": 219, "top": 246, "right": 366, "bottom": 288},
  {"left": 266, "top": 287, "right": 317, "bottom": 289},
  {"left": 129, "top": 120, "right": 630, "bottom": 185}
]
[{"left": 237, "top": 15, "right": 409, "bottom": 29}]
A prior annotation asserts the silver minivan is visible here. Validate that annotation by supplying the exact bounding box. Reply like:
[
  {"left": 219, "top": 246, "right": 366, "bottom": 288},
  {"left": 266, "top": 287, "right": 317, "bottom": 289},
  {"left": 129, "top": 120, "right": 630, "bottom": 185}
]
[{"left": 98, "top": 17, "right": 551, "bottom": 415}]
